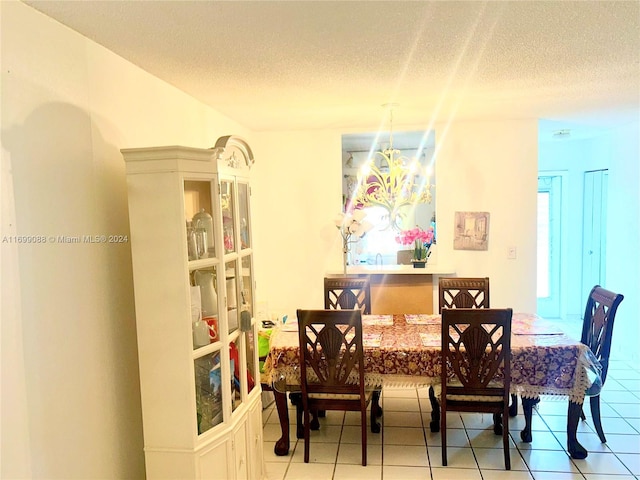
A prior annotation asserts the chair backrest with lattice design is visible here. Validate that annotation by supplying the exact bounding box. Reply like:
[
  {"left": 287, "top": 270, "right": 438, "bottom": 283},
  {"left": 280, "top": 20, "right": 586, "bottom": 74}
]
[
  {"left": 439, "top": 277, "right": 490, "bottom": 313},
  {"left": 581, "top": 286, "right": 624, "bottom": 385},
  {"left": 441, "top": 308, "right": 512, "bottom": 395},
  {"left": 297, "top": 309, "right": 365, "bottom": 395},
  {"left": 324, "top": 277, "right": 371, "bottom": 314}
]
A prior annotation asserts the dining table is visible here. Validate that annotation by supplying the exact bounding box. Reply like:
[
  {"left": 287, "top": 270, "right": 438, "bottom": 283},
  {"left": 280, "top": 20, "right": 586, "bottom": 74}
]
[{"left": 262, "top": 312, "right": 596, "bottom": 460}]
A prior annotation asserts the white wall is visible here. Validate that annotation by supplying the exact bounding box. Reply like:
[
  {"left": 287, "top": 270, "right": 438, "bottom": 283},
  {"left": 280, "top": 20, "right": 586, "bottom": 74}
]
[
  {"left": 607, "top": 122, "right": 640, "bottom": 360},
  {"left": 1, "top": 2, "right": 250, "bottom": 478},
  {"left": 252, "top": 119, "right": 539, "bottom": 317}
]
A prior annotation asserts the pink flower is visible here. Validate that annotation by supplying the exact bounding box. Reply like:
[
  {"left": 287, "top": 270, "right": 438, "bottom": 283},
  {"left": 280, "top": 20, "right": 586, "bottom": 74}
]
[{"left": 395, "top": 226, "right": 435, "bottom": 246}]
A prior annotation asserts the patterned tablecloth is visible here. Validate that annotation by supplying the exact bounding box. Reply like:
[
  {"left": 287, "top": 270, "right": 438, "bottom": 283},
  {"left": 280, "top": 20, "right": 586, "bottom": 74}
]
[{"left": 263, "top": 313, "right": 593, "bottom": 404}]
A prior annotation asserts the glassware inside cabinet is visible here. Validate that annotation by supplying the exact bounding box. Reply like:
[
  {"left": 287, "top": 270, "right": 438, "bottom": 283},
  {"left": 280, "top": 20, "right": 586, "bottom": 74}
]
[
  {"left": 220, "top": 181, "right": 236, "bottom": 254},
  {"left": 238, "top": 183, "right": 251, "bottom": 250},
  {"left": 184, "top": 180, "right": 216, "bottom": 259},
  {"left": 191, "top": 267, "right": 220, "bottom": 349},
  {"left": 245, "top": 328, "right": 257, "bottom": 395},
  {"left": 194, "top": 351, "right": 224, "bottom": 435},
  {"left": 229, "top": 338, "right": 243, "bottom": 411},
  {"left": 239, "top": 255, "right": 253, "bottom": 318},
  {"left": 225, "top": 260, "right": 239, "bottom": 334}
]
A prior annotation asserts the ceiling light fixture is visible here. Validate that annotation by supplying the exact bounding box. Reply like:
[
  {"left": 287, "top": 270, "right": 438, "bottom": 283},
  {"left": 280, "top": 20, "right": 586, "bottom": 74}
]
[{"left": 351, "top": 104, "right": 433, "bottom": 231}]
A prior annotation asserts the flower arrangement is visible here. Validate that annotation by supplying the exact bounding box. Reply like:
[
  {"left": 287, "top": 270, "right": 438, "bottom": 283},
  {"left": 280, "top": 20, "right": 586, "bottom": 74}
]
[
  {"left": 395, "top": 226, "right": 435, "bottom": 262},
  {"left": 334, "top": 210, "right": 373, "bottom": 273}
]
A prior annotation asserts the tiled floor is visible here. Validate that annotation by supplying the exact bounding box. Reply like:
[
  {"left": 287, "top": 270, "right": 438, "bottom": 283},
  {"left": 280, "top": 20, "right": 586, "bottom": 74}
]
[{"left": 262, "top": 358, "right": 640, "bottom": 479}]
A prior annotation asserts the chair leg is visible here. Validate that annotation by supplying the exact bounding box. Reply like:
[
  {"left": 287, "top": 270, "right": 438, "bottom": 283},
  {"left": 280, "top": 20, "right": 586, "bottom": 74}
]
[
  {"left": 361, "top": 408, "right": 368, "bottom": 466},
  {"left": 493, "top": 412, "right": 503, "bottom": 435},
  {"left": 590, "top": 394, "right": 607, "bottom": 443},
  {"left": 520, "top": 396, "right": 539, "bottom": 443},
  {"left": 303, "top": 403, "right": 311, "bottom": 463},
  {"left": 373, "top": 389, "right": 383, "bottom": 417},
  {"left": 370, "top": 390, "right": 381, "bottom": 433},
  {"left": 503, "top": 406, "right": 511, "bottom": 470},
  {"left": 509, "top": 393, "right": 518, "bottom": 417},
  {"left": 310, "top": 410, "right": 320, "bottom": 431},
  {"left": 429, "top": 386, "right": 440, "bottom": 432},
  {"left": 289, "top": 393, "right": 304, "bottom": 439},
  {"left": 441, "top": 402, "right": 447, "bottom": 466},
  {"left": 370, "top": 401, "right": 381, "bottom": 433}
]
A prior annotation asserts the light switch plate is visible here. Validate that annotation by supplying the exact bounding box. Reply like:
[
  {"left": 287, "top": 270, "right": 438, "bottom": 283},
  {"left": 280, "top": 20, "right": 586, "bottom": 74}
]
[{"left": 507, "top": 246, "right": 517, "bottom": 259}]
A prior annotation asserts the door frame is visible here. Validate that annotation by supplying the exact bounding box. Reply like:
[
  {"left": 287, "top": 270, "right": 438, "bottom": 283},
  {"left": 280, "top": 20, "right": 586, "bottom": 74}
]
[{"left": 537, "top": 170, "right": 569, "bottom": 319}]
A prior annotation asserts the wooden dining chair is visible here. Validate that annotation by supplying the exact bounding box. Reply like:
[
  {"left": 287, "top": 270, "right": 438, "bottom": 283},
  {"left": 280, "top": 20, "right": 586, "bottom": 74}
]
[
  {"left": 438, "top": 277, "right": 490, "bottom": 312},
  {"left": 579, "top": 285, "right": 624, "bottom": 443},
  {"left": 441, "top": 308, "right": 513, "bottom": 470},
  {"left": 324, "top": 277, "right": 371, "bottom": 314},
  {"left": 297, "top": 309, "right": 379, "bottom": 466},
  {"left": 324, "top": 276, "right": 382, "bottom": 418}
]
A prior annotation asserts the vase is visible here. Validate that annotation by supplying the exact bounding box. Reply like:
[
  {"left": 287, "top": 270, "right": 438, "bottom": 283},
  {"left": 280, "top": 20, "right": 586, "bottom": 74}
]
[{"left": 411, "top": 259, "right": 426, "bottom": 268}]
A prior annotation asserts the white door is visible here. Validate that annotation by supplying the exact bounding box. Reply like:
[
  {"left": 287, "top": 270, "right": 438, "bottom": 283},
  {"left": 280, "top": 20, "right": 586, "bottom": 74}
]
[
  {"left": 581, "top": 169, "right": 608, "bottom": 300},
  {"left": 537, "top": 175, "right": 562, "bottom": 318}
]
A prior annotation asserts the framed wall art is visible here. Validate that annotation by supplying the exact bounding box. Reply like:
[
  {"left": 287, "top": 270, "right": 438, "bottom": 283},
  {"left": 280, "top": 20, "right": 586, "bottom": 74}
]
[{"left": 453, "top": 211, "right": 489, "bottom": 251}]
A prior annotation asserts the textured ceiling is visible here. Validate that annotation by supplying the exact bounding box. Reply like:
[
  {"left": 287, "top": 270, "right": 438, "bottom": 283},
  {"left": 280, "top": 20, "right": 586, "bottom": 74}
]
[{"left": 23, "top": 1, "right": 640, "bottom": 134}]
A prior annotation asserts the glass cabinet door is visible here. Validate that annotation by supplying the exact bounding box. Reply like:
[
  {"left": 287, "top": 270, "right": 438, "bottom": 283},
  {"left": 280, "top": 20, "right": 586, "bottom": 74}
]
[
  {"left": 238, "top": 183, "right": 251, "bottom": 250},
  {"left": 184, "top": 180, "right": 216, "bottom": 260},
  {"left": 191, "top": 266, "right": 220, "bottom": 350},
  {"left": 225, "top": 260, "right": 239, "bottom": 334},
  {"left": 229, "top": 337, "right": 242, "bottom": 411},
  {"left": 194, "top": 352, "right": 224, "bottom": 434},
  {"left": 221, "top": 181, "right": 236, "bottom": 254}
]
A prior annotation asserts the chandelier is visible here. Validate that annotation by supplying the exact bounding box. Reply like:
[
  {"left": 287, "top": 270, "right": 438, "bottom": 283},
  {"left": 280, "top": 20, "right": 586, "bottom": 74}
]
[{"left": 351, "top": 105, "right": 433, "bottom": 231}]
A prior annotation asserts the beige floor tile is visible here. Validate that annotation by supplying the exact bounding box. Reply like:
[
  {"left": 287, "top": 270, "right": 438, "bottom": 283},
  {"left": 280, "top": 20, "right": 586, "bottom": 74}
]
[
  {"left": 428, "top": 446, "right": 476, "bottom": 468},
  {"left": 264, "top": 461, "right": 288, "bottom": 480},
  {"left": 467, "top": 427, "right": 517, "bottom": 448},
  {"left": 337, "top": 442, "right": 382, "bottom": 465},
  {"left": 382, "top": 465, "right": 431, "bottom": 480},
  {"left": 263, "top": 441, "right": 294, "bottom": 463},
  {"left": 541, "top": 414, "right": 596, "bottom": 433},
  {"left": 554, "top": 431, "right": 611, "bottom": 453},
  {"left": 601, "top": 390, "right": 640, "bottom": 403},
  {"left": 608, "top": 403, "right": 640, "bottom": 418},
  {"left": 340, "top": 425, "right": 383, "bottom": 444},
  {"left": 473, "top": 447, "right": 527, "bottom": 471},
  {"left": 382, "top": 444, "right": 429, "bottom": 467},
  {"left": 460, "top": 412, "right": 502, "bottom": 429},
  {"left": 263, "top": 422, "right": 293, "bottom": 442},
  {"left": 343, "top": 410, "right": 372, "bottom": 426},
  {"left": 515, "top": 430, "right": 564, "bottom": 451},
  {"left": 426, "top": 427, "right": 470, "bottom": 448},
  {"left": 290, "top": 441, "right": 338, "bottom": 464},
  {"left": 283, "top": 462, "right": 334, "bottom": 480},
  {"left": 418, "top": 397, "right": 435, "bottom": 413},
  {"left": 333, "top": 463, "right": 382, "bottom": 479},
  {"left": 383, "top": 426, "right": 427, "bottom": 446},
  {"left": 614, "top": 453, "right": 640, "bottom": 475},
  {"left": 582, "top": 474, "right": 637, "bottom": 479},
  {"left": 314, "top": 410, "right": 345, "bottom": 426},
  {"left": 430, "top": 466, "right": 483, "bottom": 479},
  {"left": 382, "top": 410, "right": 423, "bottom": 427},
  {"left": 528, "top": 473, "right": 585, "bottom": 480},
  {"left": 520, "top": 449, "right": 579, "bottom": 473},
  {"left": 382, "top": 396, "right": 421, "bottom": 412},
  {"left": 422, "top": 412, "right": 464, "bottom": 428},
  {"left": 574, "top": 451, "right": 633, "bottom": 475},
  {"left": 598, "top": 433, "right": 640, "bottom": 454},
  {"left": 483, "top": 470, "right": 534, "bottom": 480}
]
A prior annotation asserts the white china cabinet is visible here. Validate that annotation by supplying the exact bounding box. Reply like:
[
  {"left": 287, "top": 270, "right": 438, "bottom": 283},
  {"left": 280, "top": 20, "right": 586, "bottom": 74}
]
[{"left": 122, "top": 137, "right": 264, "bottom": 480}]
